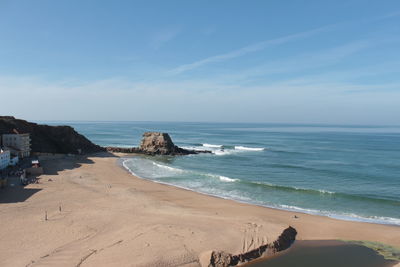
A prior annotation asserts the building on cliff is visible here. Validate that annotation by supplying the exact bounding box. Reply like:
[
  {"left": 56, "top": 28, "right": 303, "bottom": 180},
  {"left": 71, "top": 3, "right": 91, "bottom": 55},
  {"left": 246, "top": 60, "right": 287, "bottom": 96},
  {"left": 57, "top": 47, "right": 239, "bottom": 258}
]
[
  {"left": 0, "top": 116, "right": 105, "bottom": 155},
  {"left": 2, "top": 133, "right": 31, "bottom": 158},
  {"left": 0, "top": 149, "right": 10, "bottom": 170}
]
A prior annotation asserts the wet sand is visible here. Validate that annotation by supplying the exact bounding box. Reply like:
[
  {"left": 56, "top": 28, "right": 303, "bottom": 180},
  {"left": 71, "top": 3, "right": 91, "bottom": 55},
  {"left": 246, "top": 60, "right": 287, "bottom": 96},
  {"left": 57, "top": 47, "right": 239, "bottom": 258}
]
[{"left": 0, "top": 153, "right": 399, "bottom": 266}]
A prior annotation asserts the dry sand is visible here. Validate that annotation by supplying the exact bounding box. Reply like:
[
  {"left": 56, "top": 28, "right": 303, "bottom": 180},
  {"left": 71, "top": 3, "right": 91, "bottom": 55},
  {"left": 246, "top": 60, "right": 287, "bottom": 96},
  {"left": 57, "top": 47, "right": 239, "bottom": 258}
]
[{"left": 0, "top": 152, "right": 399, "bottom": 267}]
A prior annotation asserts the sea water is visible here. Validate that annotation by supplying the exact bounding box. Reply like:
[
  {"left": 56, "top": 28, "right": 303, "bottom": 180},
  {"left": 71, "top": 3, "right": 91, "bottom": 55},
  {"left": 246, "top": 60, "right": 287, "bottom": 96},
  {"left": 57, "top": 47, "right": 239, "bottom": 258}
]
[{"left": 46, "top": 121, "right": 400, "bottom": 225}]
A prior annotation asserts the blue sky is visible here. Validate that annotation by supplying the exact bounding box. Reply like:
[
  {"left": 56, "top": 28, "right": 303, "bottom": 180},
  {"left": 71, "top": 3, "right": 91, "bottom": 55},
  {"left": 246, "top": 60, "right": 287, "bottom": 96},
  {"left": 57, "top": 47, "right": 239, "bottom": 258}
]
[{"left": 0, "top": 0, "right": 399, "bottom": 124}]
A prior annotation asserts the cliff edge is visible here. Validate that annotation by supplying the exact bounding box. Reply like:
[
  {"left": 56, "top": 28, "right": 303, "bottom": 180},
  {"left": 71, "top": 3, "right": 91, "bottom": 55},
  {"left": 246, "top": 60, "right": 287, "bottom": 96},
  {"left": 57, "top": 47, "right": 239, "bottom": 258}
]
[{"left": 0, "top": 116, "right": 105, "bottom": 154}]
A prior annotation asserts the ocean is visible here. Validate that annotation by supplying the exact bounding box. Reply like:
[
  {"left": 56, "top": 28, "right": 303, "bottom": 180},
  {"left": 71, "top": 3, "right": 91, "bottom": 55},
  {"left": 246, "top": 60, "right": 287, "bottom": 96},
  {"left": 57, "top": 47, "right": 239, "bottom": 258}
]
[{"left": 47, "top": 121, "right": 400, "bottom": 225}]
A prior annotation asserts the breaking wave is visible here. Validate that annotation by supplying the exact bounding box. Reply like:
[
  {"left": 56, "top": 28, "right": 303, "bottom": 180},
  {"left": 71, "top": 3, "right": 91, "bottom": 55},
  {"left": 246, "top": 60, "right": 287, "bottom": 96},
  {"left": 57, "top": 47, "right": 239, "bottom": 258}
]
[
  {"left": 202, "top": 143, "right": 223, "bottom": 148},
  {"left": 235, "top": 146, "right": 265, "bottom": 151},
  {"left": 152, "top": 162, "right": 186, "bottom": 173},
  {"left": 205, "top": 173, "right": 239, "bottom": 182},
  {"left": 183, "top": 143, "right": 266, "bottom": 156},
  {"left": 276, "top": 204, "right": 400, "bottom": 225}
]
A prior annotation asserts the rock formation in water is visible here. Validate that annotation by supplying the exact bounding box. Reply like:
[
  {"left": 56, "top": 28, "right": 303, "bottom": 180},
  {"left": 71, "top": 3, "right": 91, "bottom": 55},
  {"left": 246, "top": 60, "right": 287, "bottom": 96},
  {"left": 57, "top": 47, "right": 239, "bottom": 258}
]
[
  {"left": 107, "top": 132, "right": 211, "bottom": 156},
  {"left": 0, "top": 116, "right": 105, "bottom": 154},
  {"left": 139, "top": 132, "right": 193, "bottom": 155},
  {"left": 206, "top": 226, "right": 297, "bottom": 267}
]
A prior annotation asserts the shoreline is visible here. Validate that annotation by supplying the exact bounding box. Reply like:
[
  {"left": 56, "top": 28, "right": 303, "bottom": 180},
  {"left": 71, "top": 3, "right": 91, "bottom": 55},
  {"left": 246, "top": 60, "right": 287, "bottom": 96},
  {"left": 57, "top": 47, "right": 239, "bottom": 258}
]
[
  {"left": 120, "top": 155, "right": 400, "bottom": 227},
  {"left": 117, "top": 153, "right": 400, "bottom": 255},
  {"left": 0, "top": 152, "right": 399, "bottom": 266}
]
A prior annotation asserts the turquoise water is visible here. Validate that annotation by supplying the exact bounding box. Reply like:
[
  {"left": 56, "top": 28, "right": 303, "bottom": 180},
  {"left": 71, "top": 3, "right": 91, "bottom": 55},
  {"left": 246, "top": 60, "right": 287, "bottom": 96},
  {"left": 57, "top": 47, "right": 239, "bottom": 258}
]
[{"left": 47, "top": 122, "right": 400, "bottom": 225}]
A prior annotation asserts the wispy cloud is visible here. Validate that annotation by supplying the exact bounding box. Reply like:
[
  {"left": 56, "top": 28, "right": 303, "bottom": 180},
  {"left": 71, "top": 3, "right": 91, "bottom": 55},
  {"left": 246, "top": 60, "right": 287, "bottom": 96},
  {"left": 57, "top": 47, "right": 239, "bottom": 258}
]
[
  {"left": 149, "top": 27, "right": 181, "bottom": 50},
  {"left": 209, "top": 39, "right": 380, "bottom": 84},
  {"left": 167, "top": 24, "right": 335, "bottom": 75},
  {"left": 167, "top": 10, "right": 400, "bottom": 76}
]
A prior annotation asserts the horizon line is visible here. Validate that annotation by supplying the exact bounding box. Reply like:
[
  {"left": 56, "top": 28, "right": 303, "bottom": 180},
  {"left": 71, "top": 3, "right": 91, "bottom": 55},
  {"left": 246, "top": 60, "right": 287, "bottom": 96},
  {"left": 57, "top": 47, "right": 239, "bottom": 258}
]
[{"left": 29, "top": 119, "right": 400, "bottom": 128}]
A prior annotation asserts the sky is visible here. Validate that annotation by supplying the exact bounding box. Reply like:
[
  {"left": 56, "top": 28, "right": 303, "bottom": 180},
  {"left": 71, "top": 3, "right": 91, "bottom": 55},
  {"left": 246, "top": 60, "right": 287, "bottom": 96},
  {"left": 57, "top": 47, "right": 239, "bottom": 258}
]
[{"left": 0, "top": 0, "right": 399, "bottom": 125}]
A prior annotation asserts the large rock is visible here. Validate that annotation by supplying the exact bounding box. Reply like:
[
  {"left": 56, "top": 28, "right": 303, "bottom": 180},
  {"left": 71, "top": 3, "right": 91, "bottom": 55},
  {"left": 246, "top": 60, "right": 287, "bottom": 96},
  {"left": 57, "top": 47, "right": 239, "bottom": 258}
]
[
  {"left": 209, "top": 251, "right": 235, "bottom": 267},
  {"left": 139, "top": 132, "right": 196, "bottom": 155},
  {"left": 204, "top": 226, "right": 297, "bottom": 267},
  {"left": 106, "top": 132, "right": 212, "bottom": 155},
  {"left": 0, "top": 116, "right": 105, "bottom": 154}
]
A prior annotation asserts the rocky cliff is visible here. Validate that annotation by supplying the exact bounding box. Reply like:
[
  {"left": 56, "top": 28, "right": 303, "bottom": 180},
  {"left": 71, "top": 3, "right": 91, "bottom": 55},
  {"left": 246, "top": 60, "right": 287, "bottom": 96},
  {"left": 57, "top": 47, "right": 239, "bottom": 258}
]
[
  {"left": 0, "top": 116, "right": 105, "bottom": 154},
  {"left": 0, "top": 117, "right": 209, "bottom": 156}
]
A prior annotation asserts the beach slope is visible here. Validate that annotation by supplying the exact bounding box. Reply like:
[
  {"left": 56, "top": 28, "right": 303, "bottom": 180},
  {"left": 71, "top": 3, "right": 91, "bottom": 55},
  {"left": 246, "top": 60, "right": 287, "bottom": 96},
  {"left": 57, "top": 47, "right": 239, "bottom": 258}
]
[{"left": 0, "top": 153, "right": 398, "bottom": 266}]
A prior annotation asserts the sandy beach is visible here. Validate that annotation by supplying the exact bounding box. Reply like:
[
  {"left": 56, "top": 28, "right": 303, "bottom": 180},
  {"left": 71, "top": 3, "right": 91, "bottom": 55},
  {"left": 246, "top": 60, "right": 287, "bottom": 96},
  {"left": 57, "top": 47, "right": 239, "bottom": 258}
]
[{"left": 0, "top": 152, "right": 399, "bottom": 267}]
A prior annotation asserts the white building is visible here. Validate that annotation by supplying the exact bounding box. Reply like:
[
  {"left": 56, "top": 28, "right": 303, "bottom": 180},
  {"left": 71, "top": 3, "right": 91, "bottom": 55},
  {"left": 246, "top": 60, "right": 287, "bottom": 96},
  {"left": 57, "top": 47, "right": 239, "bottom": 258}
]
[
  {"left": 2, "top": 133, "right": 31, "bottom": 158},
  {"left": 0, "top": 149, "right": 10, "bottom": 170}
]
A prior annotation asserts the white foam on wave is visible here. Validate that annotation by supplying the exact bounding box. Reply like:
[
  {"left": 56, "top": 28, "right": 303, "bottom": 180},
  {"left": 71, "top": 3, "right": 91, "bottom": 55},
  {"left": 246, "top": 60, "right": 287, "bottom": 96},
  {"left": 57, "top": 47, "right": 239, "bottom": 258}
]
[
  {"left": 181, "top": 145, "right": 234, "bottom": 156},
  {"left": 278, "top": 204, "right": 400, "bottom": 226},
  {"left": 183, "top": 144, "right": 265, "bottom": 156},
  {"left": 235, "top": 146, "right": 265, "bottom": 151},
  {"left": 317, "top": 189, "right": 335, "bottom": 194},
  {"left": 152, "top": 162, "right": 186, "bottom": 173},
  {"left": 181, "top": 146, "right": 206, "bottom": 151},
  {"left": 122, "top": 159, "right": 142, "bottom": 178},
  {"left": 253, "top": 181, "right": 336, "bottom": 194},
  {"left": 126, "top": 157, "right": 239, "bottom": 183},
  {"left": 213, "top": 149, "right": 238, "bottom": 156},
  {"left": 218, "top": 175, "right": 239, "bottom": 182},
  {"left": 123, "top": 158, "right": 187, "bottom": 179},
  {"left": 203, "top": 173, "right": 240, "bottom": 182},
  {"left": 201, "top": 187, "right": 253, "bottom": 202},
  {"left": 203, "top": 143, "right": 223, "bottom": 148}
]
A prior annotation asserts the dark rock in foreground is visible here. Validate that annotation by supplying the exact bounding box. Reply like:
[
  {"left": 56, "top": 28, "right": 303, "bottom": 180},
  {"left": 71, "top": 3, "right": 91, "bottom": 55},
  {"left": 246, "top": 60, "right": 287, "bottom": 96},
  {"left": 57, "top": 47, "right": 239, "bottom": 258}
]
[
  {"left": 208, "top": 226, "right": 297, "bottom": 266},
  {"left": 0, "top": 116, "right": 105, "bottom": 154},
  {"left": 107, "top": 132, "right": 211, "bottom": 156}
]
